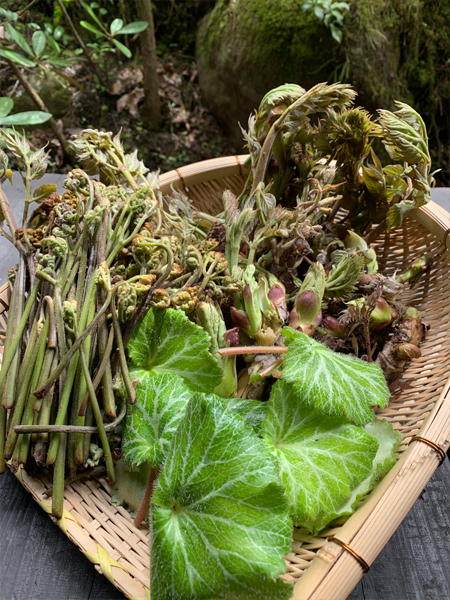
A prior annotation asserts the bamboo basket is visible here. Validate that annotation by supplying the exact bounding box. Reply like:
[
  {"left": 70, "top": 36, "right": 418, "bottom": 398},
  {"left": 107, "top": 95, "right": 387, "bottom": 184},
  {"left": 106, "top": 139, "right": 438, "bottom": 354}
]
[{"left": 1, "top": 155, "right": 450, "bottom": 600}]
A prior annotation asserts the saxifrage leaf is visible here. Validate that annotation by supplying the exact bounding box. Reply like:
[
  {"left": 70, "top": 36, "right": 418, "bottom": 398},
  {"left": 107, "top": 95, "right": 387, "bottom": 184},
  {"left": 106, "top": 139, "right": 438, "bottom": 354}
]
[
  {"left": 151, "top": 393, "right": 293, "bottom": 600},
  {"left": 281, "top": 327, "right": 390, "bottom": 425},
  {"left": 301, "top": 418, "right": 401, "bottom": 533},
  {"left": 261, "top": 381, "right": 379, "bottom": 531},
  {"left": 128, "top": 308, "right": 222, "bottom": 393},
  {"left": 122, "top": 373, "right": 192, "bottom": 470},
  {"left": 226, "top": 398, "right": 269, "bottom": 434}
]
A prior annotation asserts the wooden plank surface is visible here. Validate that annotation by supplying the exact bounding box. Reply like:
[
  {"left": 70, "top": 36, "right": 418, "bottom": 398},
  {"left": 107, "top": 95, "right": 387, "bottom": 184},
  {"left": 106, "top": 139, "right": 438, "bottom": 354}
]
[{"left": 0, "top": 174, "right": 449, "bottom": 600}]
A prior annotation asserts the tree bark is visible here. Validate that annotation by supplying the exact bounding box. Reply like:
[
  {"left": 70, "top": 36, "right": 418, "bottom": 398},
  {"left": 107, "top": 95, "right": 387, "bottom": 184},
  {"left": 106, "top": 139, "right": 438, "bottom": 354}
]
[{"left": 135, "top": 0, "right": 161, "bottom": 128}]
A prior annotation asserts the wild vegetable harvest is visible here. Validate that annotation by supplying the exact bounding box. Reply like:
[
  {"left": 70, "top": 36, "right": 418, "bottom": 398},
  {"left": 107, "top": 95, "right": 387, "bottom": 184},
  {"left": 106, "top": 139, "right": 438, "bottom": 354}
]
[{"left": 0, "top": 82, "right": 433, "bottom": 599}]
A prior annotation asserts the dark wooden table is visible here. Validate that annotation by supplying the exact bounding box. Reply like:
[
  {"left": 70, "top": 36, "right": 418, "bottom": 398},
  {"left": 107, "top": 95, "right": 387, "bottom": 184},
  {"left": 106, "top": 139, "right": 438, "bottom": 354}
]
[{"left": 1, "top": 176, "right": 449, "bottom": 600}]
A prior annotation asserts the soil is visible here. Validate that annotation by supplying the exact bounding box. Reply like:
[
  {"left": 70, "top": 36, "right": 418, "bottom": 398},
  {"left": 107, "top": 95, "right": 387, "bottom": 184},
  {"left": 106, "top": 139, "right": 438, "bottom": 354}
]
[{"left": 1, "top": 52, "right": 240, "bottom": 175}]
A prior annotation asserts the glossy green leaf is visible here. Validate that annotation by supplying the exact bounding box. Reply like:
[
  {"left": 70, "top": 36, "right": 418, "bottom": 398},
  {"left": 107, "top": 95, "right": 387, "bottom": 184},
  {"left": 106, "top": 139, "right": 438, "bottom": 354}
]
[
  {"left": 281, "top": 328, "right": 390, "bottom": 426},
  {"left": 45, "top": 35, "right": 61, "bottom": 54},
  {"left": 226, "top": 398, "right": 269, "bottom": 434},
  {"left": 0, "top": 48, "right": 36, "bottom": 67},
  {"left": 110, "top": 18, "right": 124, "bottom": 35},
  {"left": 330, "top": 25, "right": 343, "bottom": 44},
  {"left": 128, "top": 308, "right": 222, "bottom": 393},
  {"left": 0, "top": 111, "right": 52, "bottom": 126},
  {"left": 32, "top": 30, "right": 46, "bottom": 56},
  {"left": 151, "top": 393, "right": 293, "bottom": 600},
  {"left": 122, "top": 373, "right": 192, "bottom": 469},
  {"left": 53, "top": 26, "right": 65, "bottom": 41},
  {"left": 0, "top": 98, "right": 13, "bottom": 119},
  {"left": 47, "top": 57, "right": 71, "bottom": 68},
  {"left": 112, "top": 38, "right": 131, "bottom": 58},
  {"left": 80, "top": 1, "right": 107, "bottom": 32},
  {"left": 80, "top": 21, "right": 104, "bottom": 37},
  {"left": 261, "top": 381, "right": 379, "bottom": 530},
  {"left": 5, "top": 23, "right": 33, "bottom": 56},
  {"left": 0, "top": 8, "right": 18, "bottom": 22},
  {"left": 117, "top": 21, "right": 148, "bottom": 35},
  {"left": 314, "top": 6, "right": 325, "bottom": 20}
]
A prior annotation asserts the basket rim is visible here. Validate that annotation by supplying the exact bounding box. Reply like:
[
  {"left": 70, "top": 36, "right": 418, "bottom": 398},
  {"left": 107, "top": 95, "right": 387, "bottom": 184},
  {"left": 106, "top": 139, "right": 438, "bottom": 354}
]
[{"left": 1, "top": 155, "right": 449, "bottom": 600}]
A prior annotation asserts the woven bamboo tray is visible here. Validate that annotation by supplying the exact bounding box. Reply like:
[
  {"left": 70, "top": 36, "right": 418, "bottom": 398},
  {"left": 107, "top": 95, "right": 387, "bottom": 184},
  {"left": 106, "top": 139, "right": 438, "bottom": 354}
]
[{"left": 1, "top": 155, "right": 450, "bottom": 600}]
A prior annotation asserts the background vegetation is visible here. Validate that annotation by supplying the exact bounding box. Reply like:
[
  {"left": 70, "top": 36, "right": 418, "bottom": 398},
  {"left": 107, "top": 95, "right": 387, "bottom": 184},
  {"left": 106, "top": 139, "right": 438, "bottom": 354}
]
[{"left": 0, "top": 0, "right": 448, "bottom": 184}]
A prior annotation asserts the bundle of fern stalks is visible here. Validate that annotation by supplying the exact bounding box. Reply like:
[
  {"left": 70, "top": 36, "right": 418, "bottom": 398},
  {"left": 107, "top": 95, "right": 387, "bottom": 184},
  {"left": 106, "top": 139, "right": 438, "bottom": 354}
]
[{"left": 0, "top": 82, "right": 436, "bottom": 599}]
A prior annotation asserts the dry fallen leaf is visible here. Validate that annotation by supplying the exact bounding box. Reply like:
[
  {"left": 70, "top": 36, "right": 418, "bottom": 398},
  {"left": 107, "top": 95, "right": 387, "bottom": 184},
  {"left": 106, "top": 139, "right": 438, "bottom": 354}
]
[
  {"left": 110, "top": 68, "right": 144, "bottom": 96},
  {"left": 117, "top": 88, "right": 145, "bottom": 118}
]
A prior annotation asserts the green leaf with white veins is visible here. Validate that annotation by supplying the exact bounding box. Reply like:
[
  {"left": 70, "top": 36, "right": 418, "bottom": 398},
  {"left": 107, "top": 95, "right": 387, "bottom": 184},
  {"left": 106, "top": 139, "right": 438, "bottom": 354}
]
[
  {"left": 261, "top": 381, "right": 379, "bottom": 531},
  {"left": 122, "top": 373, "right": 192, "bottom": 470},
  {"left": 281, "top": 327, "right": 390, "bottom": 425},
  {"left": 128, "top": 308, "right": 222, "bottom": 393},
  {"left": 301, "top": 419, "right": 401, "bottom": 533},
  {"left": 151, "top": 393, "right": 293, "bottom": 600},
  {"left": 226, "top": 398, "right": 269, "bottom": 434}
]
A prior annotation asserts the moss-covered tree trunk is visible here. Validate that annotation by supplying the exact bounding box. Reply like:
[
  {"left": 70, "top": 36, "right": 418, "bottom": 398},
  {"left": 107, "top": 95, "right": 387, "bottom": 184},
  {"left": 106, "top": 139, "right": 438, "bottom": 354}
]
[{"left": 136, "top": 0, "right": 161, "bottom": 128}]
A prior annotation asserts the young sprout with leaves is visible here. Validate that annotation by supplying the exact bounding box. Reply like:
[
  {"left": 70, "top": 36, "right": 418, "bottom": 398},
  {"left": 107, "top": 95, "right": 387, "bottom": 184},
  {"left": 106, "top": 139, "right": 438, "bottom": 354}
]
[{"left": 80, "top": 1, "right": 148, "bottom": 59}]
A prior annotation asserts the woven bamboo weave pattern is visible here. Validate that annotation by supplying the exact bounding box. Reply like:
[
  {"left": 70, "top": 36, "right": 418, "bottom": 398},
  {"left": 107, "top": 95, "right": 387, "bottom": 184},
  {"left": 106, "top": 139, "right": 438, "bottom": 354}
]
[{"left": 1, "top": 156, "right": 449, "bottom": 600}]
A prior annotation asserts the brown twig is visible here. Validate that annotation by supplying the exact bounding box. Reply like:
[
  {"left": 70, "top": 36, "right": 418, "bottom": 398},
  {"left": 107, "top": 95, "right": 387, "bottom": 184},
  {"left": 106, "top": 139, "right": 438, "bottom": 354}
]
[
  {"left": 54, "top": 0, "right": 106, "bottom": 87},
  {"left": 364, "top": 217, "right": 388, "bottom": 245},
  {"left": 134, "top": 466, "right": 160, "bottom": 528},
  {"left": 258, "top": 357, "right": 285, "bottom": 378},
  {"left": 7, "top": 60, "right": 69, "bottom": 152}
]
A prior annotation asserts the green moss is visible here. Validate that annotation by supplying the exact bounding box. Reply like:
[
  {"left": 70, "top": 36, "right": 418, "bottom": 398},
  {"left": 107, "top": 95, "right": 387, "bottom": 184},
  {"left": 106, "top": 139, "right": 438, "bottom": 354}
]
[
  {"left": 199, "top": 0, "right": 339, "bottom": 89},
  {"left": 342, "top": 0, "right": 420, "bottom": 112},
  {"left": 12, "top": 75, "right": 73, "bottom": 119}
]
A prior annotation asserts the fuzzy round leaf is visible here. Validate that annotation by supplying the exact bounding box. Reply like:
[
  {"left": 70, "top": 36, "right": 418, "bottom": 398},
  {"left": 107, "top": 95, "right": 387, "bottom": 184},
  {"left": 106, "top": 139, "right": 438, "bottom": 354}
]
[
  {"left": 122, "top": 373, "right": 192, "bottom": 469},
  {"left": 151, "top": 393, "right": 293, "bottom": 600},
  {"left": 128, "top": 308, "right": 222, "bottom": 393},
  {"left": 261, "top": 381, "right": 379, "bottom": 530},
  {"left": 281, "top": 327, "right": 390, "bottom": 425}
]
